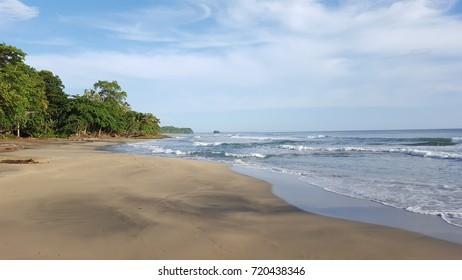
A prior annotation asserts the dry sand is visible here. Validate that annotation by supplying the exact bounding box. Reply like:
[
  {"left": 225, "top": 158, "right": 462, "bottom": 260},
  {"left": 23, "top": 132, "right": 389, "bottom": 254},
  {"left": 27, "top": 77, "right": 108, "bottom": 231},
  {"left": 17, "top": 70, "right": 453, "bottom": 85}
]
[{"left": 0, "top": 139, "right": 461, "bottom": 259}]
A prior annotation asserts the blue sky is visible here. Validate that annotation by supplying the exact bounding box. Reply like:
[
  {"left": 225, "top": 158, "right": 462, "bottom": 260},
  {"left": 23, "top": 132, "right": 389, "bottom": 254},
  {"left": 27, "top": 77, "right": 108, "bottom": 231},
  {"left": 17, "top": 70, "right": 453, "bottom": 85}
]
[{"left": 1, "top": 0, "right": 462, "bottom": 132}]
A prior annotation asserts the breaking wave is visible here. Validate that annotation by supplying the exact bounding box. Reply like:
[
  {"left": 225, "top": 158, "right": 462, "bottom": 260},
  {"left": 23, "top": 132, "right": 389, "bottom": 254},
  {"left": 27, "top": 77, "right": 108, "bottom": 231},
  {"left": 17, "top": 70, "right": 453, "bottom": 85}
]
[
  {"left": 225, "top": 152, "right": 267, "bottom": 159},
  {"left": 280, "top": 144, "right": 462, "bottom": 160}
]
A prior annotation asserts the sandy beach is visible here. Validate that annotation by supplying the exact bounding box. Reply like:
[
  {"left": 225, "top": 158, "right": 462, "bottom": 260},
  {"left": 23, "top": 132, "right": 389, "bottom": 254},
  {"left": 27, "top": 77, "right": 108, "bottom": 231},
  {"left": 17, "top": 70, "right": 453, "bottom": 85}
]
[{"left": 1, "top": 139, "right": 462, "bottom": 259}]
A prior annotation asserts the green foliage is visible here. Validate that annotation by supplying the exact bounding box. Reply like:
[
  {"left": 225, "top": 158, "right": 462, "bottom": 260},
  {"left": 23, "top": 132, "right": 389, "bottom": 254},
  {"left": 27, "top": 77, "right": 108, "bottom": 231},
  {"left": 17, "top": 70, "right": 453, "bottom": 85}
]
[
  {"left": 0, "top": 44, "right": 48, "bottom": 137},
  {"left": 161, "top": 126, "right": 194, "bottom": 134},
  {"left": 125, "top": 111, "right": 161, "bottom": 136},
  {"left": 81, "top": 80, "right": 127, "bottom": 134},
  {"left": 0, "top": 43, "right": 26, "bottom": 66},
  {"left": 39, "top": 71, "right": 67, "bottom": 117},
  {"left": 0, "top": 43, "right": 162, "bottom": 138},
  {"left": 85, "top": 80, "right": 129, "bottom": 110},
  {"left": 61, "top": 96, "right": 112, "bottom": 136}
]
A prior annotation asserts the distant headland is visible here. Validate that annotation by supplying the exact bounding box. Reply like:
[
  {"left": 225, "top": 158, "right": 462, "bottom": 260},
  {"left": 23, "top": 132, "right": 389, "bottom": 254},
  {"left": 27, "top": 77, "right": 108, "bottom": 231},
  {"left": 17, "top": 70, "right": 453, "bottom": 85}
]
[{"left": 161, "top": 126, "right": 194, "bottom": 134}]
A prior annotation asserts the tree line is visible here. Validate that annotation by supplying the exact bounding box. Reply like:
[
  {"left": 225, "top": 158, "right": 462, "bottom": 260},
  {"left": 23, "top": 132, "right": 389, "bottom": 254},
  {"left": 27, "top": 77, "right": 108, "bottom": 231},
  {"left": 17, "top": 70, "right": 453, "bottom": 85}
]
[{"left": 0, "top": 43, "right": 160, "bottom": 138}]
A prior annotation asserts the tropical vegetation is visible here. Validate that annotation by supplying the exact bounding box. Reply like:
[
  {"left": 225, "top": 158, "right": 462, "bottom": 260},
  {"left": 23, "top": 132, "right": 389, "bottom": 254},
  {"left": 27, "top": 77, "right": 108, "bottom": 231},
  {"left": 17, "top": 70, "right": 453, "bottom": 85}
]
[{"left": 0, "top": 43, "right": 161, "bottom": 138}]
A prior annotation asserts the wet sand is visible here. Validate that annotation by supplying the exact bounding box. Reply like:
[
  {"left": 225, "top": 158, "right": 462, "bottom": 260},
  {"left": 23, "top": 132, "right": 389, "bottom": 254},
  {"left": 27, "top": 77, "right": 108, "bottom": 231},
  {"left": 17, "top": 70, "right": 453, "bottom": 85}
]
[{"left": 234, "top": 166, "right": 462, "bottom": 245}]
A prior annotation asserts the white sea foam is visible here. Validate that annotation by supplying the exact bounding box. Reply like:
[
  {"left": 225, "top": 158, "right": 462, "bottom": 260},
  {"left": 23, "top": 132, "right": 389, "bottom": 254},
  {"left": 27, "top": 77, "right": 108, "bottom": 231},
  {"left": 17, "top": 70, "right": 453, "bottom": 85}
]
[
  {"left": 175, "top": 150, "right": 189, "bottom": 156},
  {"left": 306, "top": 135, "right": 328, "bottom": 139},
  {"left": 440, "top": 212, "right": 462, "bottom": 228},
  {"left": 231, "top": 135, "right": 267, "bottom": 140},
  {"left": 391, "top": 148, "right": 462, "bottom": 160},
  {"left": 298, "top": 172, "right": 462, "bottom": 228},
  {"left": 231, "top": 135, "right": 298, "bottom": 141},
  {"left": 280, "top": 144, "right": 462, "bottom": 160},
  {"left": 225, "top": 152, "right": 267, "bottom": 158},
  {"left": 339, "top": 147, "right": 378, "bottom": 152},
  {"left": 280, "top": 145, "right": 316, "bottom": 151},
  {"left": 193, "top": 142, "right": 222, "bottom": 146},
  {"left": 143, "top": 145, "right": 190, "bottom": 156},
  {"left": 234, "top": 159, "right": 250, "bottom": 166},
  {"left": 280, "top": 145, "right": 379, "bottom": 153},
  {"left": 406, "top": 206, "right": 462, "bottom": 228}
]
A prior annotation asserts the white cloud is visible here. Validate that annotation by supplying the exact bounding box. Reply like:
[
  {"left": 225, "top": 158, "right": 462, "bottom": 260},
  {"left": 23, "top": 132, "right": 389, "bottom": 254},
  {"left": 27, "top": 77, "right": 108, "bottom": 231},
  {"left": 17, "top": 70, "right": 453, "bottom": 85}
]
[
  {"left": 26, "top": 0, "right": 462, "bottom": 116},
  {"left": 92, "top": 1, "right": 460, "bottom": 52},
  {"left": 0, "top": 0, "right": 38, "bottom": 24},
  {"left": 80, "top": 2, "right": 213, "bottom": 43}
]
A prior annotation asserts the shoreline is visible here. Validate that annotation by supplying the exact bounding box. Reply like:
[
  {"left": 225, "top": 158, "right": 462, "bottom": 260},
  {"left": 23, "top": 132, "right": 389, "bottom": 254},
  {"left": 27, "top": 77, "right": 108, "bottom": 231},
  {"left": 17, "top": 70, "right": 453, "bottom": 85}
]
[
  {"left": 232, "top": 166, "right": 462, "bottom": 245},
  {"left": 1, "top": 139, "right": 462, "bottom": 259}
]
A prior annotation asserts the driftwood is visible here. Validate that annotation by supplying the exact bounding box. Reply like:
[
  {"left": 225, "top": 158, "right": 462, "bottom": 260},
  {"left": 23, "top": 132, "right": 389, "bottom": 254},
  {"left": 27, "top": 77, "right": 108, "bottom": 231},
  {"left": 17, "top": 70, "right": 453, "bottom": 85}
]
[
  {"left": 0, "top": 158, "right": 38, "bottom": 164},
  {"left": 0, "top": 144, "right": 22, "bottom": 152}
]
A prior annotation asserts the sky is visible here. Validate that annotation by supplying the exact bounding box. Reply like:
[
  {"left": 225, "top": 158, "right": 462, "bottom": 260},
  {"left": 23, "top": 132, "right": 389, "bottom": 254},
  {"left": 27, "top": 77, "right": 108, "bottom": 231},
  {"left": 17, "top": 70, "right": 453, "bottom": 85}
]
[{"left": 1, "top": 0, "right": 462, "bottom": 132}]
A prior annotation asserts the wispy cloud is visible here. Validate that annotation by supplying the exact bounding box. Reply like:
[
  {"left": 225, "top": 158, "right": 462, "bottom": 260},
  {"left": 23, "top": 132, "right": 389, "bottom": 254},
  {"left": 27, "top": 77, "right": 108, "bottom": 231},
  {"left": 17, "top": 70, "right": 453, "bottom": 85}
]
[
  {"left": 0, "top": 0, "right": 38, "bottom": 25},
  {"left": 76, "top": 2, "right": 213, "bottom": 43},
  {"left": 75, "top": 0, "right": 462, "bottom": 55},
  {"left": 26, "top": 0, "right": 462, "bottom": 117}
]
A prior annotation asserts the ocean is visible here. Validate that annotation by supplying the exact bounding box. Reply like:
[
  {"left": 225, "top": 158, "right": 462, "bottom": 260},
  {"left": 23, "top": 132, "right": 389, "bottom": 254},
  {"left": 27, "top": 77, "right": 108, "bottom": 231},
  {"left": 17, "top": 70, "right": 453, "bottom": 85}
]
[{"left": 112, "top": 129, "right": 462, "bottom": 229}]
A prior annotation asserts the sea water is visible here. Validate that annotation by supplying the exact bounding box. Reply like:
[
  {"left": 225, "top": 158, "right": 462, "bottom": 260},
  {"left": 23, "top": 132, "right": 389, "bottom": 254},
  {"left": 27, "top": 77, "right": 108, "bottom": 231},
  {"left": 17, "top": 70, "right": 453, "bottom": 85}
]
[{"left": 112, "top": 129, "right": 462, "bottom": 228}]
